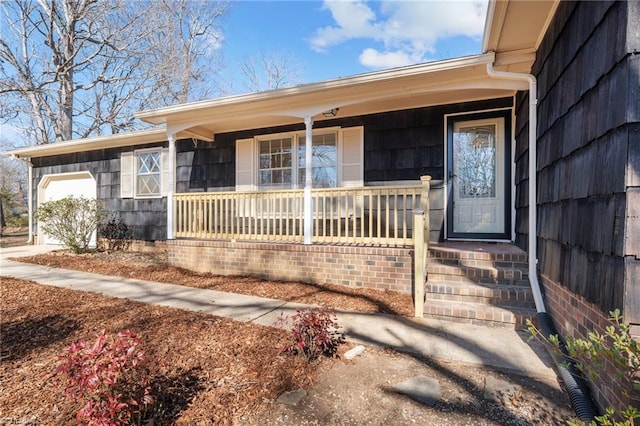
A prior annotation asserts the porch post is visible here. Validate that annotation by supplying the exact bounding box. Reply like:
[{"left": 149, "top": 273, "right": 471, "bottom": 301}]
[
  {"left": 413, "top": 210, "right": 426, "bottom": 317},
  {"left": 420, "top": 175, "right": 432, "bottom": 242},
  {"left": 167, "top": 134, "right": 176, "bottom": 240},
  {"left": 26, "top": 160, "right": 33, "bottom": 244},
  {"left": 303, "top": 116, "right": 313, "bottom": 245}
]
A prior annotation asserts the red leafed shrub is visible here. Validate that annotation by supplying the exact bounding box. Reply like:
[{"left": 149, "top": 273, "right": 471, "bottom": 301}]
[
  {"left": 54, "top": 330, "right": 154, "bottom": 426},
  {"left": 275, "top": 306, "right": 345, "bottom": 361}
]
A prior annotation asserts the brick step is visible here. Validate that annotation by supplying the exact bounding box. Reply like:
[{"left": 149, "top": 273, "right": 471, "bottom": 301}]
[
  {"left": 422, "top": 299, "right": 536, "bottom": 330},
  {"left": 425, "top": 281, "right": 535, "bottom": 309},
  {"left": 427, "top": 262, "right": 529, "bottom": 286},
  {"left": 428, "top": 243, "right": 528, "bottom": 263}
]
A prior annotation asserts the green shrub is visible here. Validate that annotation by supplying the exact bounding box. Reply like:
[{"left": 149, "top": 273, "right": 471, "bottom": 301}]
[
  {"left": 528, "top": 309, "right": 639, "bottom": 425},
  {"left": 35, "top": 196, "right": 106, "bottom": 254}
]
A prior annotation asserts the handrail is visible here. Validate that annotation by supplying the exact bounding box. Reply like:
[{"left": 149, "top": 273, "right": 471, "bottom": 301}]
[{"left": 173, "top": 177, "right": 432, "bottom": 247}]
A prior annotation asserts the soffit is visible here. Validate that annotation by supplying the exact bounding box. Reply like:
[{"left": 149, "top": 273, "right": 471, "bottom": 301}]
[{"left": 483, "top": 0, "right": 559, "bottom": 72}]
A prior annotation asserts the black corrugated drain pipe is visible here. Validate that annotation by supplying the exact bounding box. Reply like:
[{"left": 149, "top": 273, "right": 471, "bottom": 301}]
[
  {"left": 486, "top": 59, "right": 598, "bottom": 422},
  {"left": 537, "top": 312, "right": 598, "bottom": 421}
]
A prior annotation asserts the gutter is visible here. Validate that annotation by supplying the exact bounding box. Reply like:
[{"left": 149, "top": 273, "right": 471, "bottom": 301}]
[
  {"left": 9, "top": 155, "right": 34, "bottom": 244},
  {"left": 486, "top": 60, "right": 597, "bottom": 422}
]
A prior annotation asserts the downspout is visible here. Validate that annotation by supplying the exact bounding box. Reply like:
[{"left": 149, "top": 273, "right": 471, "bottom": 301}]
[
  {"left": 486, "top": 61, "right": 597, "bottom": 421},
  {"left": 486, "top": 63, "right": 544, "bottom": 314},
  {"left": 10, "top": 155, "right": 34, "bottom": 244}
]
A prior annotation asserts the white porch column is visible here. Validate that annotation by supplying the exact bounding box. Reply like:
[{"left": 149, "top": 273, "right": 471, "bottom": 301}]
[
  {"left": 26, "top": 160, "right": 33, "bottom": 244},
  {"left": 167, "top": 134, "right": 176, "bottom": 240},
  {"left": 303, "top": 116, "right": 313, "bottom": 245}
]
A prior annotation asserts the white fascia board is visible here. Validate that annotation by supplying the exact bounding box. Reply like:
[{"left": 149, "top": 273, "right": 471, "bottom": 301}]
[
  {"left": 135, "top": 53, "right": 497, "bottom": 125},
  {"left": 2, "top": 128, "right": 169, "bottom": 159}
]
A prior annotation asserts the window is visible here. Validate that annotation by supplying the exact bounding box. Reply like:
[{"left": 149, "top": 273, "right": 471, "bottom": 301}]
[
  {"left": 136, "top": 150, "right": 161, "bottom": 196},
  {"left": 259, "top": 137, "right": 293, "bottom": 188},
  {"left": 236, "top": 126, "right": 363, "bottom": 191},
  {"left": 256, "top": 132, "right": 337, "bottom": 189},
  {"left": 298, "top": 133, "right": 337, "bottom": 188},
  {"left": 120, "top": 148, "right": 168, "bottom": 199}
]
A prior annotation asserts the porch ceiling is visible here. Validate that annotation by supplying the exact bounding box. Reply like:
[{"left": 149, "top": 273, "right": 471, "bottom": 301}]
[{"left": 135, "top": 53, "right": 526, "bottom": 141}]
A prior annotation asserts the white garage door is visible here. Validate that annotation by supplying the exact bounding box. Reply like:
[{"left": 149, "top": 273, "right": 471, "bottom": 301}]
[{"left": 38, "top": 172, "right": 97, "bottom": 245}]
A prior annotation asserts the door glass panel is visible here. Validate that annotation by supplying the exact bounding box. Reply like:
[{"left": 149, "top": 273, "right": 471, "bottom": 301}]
[
  {"left": 454, "top": 125, "right": 496, "bottom": 199},
  {"left": 451, "top": 118, "right": 505, "bottom": 235}
]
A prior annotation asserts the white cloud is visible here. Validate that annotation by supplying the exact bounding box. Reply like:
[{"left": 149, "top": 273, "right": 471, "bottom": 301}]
[
  {"left": 359, "top": 48, "right": 413, "bottom": 68},
  {"left": 311, "top": 0, "right": 488, "bottom": 69},
  {"left": 311, "top": 1, "right": 379, "bottom": 51}
]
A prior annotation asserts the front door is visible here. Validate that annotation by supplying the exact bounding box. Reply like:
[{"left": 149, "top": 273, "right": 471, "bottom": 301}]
[{"left": 447, "top": 112, "right": 511, "bottom": 240}]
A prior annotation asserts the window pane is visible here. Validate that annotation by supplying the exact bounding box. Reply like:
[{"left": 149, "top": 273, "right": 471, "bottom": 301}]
[
  {"left": 298, "top": 133, "right": 337, "bottom": 188},
  {"left": 260, "top": 154, "right": 271, "bottom": 169},
  {"left": 258, "top": 137, "right": 293, "bottom": 189},
  {"left": 136, "top": 151, "right": 161, "bottom": 196},
  {"left": 260, "top": 170, "right": 271, "bottom": 186}
]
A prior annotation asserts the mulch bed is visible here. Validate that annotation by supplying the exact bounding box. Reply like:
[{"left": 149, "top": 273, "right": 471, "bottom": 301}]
[
  {"left": 0, "top": 277, "right": 333, "bottom": 425},
  {"left": 15, "top": 251, "right": 415, "bottom": 317}
]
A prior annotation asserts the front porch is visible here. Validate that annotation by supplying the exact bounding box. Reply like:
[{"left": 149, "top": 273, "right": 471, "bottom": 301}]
[{"left": 168, "top": 178, "right": 535, "bottom": 328}]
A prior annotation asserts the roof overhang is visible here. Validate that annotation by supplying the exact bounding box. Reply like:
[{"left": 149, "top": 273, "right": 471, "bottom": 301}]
[
  {"left": 3, "top": 128, "right": 171, "bottom": 159},
  {"left": 4, "top": 0, "right": 561, "bottom": 159},
  {"left": 483, "top": 0, "right": 560, "bottom": 73},
  {"left": 135, "top": 52, "right": 529, "bottom": 139}
]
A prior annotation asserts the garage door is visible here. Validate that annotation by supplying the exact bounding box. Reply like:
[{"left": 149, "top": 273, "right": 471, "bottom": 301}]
[{"left": 38, "top": 172, "right": 97, "bottom": 245}]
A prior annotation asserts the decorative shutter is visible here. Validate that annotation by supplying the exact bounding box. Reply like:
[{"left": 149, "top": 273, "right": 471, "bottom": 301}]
[
  {"left": 340, "top": 126, "right": 364, "bottom": 187},
  {"left": 161, "top": 147, "right": 170, "bottom": 196},
  {"left": 236, "top": 138, "right": 255, "bottom": 191},
  {"left": 120, "top": 151, "right": 134, "bottom": 198}
]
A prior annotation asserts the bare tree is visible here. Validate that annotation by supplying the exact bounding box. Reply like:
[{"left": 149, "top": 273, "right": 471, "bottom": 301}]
[
  {"left": 0, "top": 0, "right": 227, "bottom": 144},
  {"left": 0, "top": 139, "right": 27, "bottom": 229},
  {"left": 238, "top": 49, "right": 305, "bottom": 93}
]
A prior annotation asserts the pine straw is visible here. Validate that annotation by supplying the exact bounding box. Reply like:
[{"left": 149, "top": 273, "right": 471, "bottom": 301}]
[
  {"left": 15, "top": 251, "right": 415, "bottom": 317},
  {"left": 0, "top": 277, "right": 329, "bottom": 425}
]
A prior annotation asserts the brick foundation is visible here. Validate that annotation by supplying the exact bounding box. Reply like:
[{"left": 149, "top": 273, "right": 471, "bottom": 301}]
[
  {"left": 167, "top": 239, "right": 414, "bottom": 293},
  {"left": 540, "top": 274, "right": 634, "bottom": 412}
]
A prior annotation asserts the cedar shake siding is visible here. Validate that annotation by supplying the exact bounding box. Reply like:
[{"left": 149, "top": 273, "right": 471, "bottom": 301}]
[
  {"left": 515, "top": 0, "right": 638, "bottom": 410},
  {"left": 31, "top": 97, "right": 512, "bottom": 244},
  {"left": 182, "top": 97, "right": 513, "bottom": 190},
  {"left": 32, "top": 142, "right": 171, "bottom": 241}
]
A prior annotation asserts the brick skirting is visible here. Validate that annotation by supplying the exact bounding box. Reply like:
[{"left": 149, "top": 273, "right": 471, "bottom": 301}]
[
  {"left": 167, "top": 239, "right": 415, "bottom": 293},
  {"left": 540, "top": 274, "right": 633, "bottom": 412}
]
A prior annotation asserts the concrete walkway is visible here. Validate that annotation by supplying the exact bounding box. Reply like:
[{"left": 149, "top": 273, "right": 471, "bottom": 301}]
[{"left": 0, "top": 245, "right": 556, "bottom": 381}]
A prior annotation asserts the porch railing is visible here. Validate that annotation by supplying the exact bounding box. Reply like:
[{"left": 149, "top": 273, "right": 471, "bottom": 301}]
[{"left": 173, "top": 177, "right": 431, "bottom": 246}]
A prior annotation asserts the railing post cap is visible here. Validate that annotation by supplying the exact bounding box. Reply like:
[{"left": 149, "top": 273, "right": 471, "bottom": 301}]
[{"left": 420, "top": 175, "right": 432, "bottom": 182}]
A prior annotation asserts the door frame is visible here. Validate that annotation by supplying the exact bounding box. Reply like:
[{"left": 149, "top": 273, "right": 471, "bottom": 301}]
[
  {"left": 444, "top": 108, "right": 513, "bottom": 241},
  {"left": 37, "top": 171, "right": 97, "bottom": 245}
]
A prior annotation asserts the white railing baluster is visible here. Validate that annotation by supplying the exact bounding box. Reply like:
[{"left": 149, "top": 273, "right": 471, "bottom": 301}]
[{"left": 172, "top": 182, "right": 426, "bottom": 246}]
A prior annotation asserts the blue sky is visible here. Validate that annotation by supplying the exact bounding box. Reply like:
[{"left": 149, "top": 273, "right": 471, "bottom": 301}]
[
  {"left": 0, "top": 0, "right": 489, "bottom": 145},
  {"left": 222, "top": 0, "right": 488, "bottom": 88}
]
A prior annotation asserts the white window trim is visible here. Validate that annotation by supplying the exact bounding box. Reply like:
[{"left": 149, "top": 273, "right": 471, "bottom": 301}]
[
  {"left": 121, "top": 147, "right": 168, "bottom": 199},
  {"left": 255, "top": 127, "right": 341, "bottom": 189},
  {"left": 236, "top": 126, "right": 363, "bottom": 192}
]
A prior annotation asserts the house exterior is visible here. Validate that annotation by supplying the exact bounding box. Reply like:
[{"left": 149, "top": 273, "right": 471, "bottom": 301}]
[{"left": 4, "top": 0, "right": 639, "bottom": 413}]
